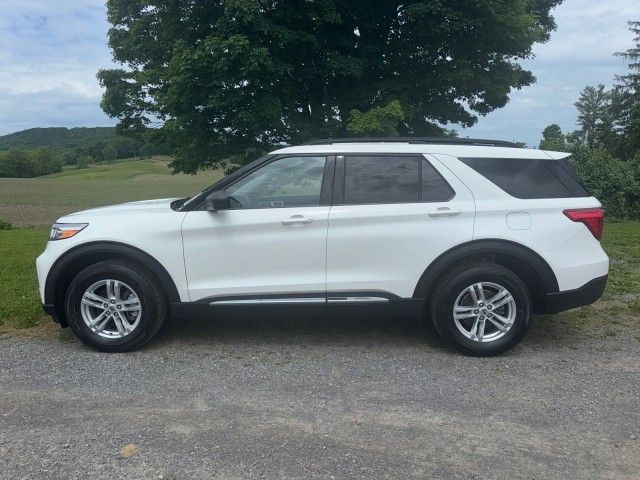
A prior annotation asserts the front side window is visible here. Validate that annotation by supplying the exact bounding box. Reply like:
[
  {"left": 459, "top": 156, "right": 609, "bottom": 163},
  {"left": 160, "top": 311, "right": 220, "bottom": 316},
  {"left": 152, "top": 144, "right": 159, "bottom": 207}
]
[{"left": 224, "top": 156, "right": 326, "bottom": 209}]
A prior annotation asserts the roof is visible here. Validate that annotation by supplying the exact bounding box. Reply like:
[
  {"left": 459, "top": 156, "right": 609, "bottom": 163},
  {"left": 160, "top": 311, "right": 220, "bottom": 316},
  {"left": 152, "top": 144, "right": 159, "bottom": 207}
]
[
  {"left": 304, "top": 137, "right": 519, "bottom": 147},
  {"left": 270, "top": 139, "right": 570, "bottom": 160}
]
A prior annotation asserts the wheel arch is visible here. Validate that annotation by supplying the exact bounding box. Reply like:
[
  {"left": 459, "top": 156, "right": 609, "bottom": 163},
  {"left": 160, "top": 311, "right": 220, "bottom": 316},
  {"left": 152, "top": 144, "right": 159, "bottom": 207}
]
[
  {"left": 45, "top": 241, "right": 181, "bottom": 327},
  {"left": 413, "top": 239, "right": 559, "bottom": 314}
]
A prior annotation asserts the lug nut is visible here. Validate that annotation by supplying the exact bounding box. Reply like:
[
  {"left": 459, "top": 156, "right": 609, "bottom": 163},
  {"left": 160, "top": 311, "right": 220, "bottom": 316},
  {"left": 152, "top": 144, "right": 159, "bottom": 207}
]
[
  {"left": 117, "top": 305, "right": 122, "bottom": 310},
  {"left": 488, "top": 305, "right": 493, "bottom": 310},
  {"left": 474, "top": 309, "right": 479, "bottom": 314},
  {"left": 103, "top": 303, "right": 108, "bottom": 308}
]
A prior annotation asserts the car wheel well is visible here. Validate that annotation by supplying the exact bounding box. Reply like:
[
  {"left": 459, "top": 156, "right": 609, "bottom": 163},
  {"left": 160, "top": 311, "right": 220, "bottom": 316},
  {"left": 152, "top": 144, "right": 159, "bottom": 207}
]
[
  {"left": 48, "top": 245, "right": 179, "bottom": 327},
  {"left": 415, "top": 241, "right": 557, "bottom": 315}
]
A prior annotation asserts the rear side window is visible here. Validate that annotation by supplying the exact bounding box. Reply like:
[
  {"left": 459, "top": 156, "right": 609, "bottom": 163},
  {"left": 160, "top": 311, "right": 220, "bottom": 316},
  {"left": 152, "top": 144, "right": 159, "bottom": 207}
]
[
  {"left": 343, "top": 155, "right": 454, "bottom": 205},
  {"left": 459, "top": 157, "right": 589, "bottom": 199},
  {"left": 345, "top": 156, "right": 419, "bottom": 204}
]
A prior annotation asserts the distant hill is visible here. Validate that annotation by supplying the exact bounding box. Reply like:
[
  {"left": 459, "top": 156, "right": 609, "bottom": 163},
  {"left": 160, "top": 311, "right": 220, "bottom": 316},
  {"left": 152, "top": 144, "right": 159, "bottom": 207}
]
[{"left": 0, "top": 127, "right": 117, "bottom": 150}]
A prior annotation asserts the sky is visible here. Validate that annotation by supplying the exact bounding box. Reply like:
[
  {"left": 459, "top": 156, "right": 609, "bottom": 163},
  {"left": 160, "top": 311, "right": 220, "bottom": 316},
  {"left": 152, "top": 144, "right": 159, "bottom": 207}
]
[{"left": 0, "top": 0, "right": 638, "bottom": 147}]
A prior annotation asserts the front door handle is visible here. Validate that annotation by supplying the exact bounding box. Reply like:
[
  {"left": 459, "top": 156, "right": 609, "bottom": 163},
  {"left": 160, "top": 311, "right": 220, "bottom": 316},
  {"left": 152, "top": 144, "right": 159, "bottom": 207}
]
[
  {"left": 282, "top": 215, "right": 314, "bottom": 226},
  {"left": 428, "top": 207, "right": 461, "bottom": 218}
]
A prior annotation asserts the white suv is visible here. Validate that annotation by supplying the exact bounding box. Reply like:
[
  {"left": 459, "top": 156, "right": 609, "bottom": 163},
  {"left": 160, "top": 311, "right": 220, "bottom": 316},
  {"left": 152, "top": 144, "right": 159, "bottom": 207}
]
[{"left": 36, "top": 138, "right": 609, "bottom": 355}]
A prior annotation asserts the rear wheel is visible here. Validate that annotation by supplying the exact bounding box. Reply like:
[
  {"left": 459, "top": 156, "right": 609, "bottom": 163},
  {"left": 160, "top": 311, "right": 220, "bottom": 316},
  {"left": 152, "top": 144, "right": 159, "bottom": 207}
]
[
  {"left": 64, "top": 260, "right": 167, "bottom": 352},
  {"left": 430, "top": 263, "right": 532, "bottom": 356}
]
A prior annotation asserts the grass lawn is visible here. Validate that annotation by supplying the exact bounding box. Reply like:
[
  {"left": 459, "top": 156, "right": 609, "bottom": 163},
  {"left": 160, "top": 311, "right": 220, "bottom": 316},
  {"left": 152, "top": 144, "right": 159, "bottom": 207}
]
[
  {"left": 0, "top": 228, "right": 49, "bottom": 329},
  {"left": 1, "top": 216, "right": 638, "bottom": 331}
]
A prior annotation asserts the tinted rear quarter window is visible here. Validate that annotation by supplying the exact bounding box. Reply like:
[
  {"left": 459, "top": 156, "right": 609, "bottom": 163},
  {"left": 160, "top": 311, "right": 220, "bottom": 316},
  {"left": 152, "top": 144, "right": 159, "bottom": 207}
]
[{"left": 459, "top": 157, "right": 589, "bottom": 199}]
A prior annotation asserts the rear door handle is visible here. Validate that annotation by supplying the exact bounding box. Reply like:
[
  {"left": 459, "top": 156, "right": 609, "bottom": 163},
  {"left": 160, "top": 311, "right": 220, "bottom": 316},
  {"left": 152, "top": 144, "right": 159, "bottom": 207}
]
[
  {"left": 428, "top": 207, "right": 461, "bottom": 218},
  {"left": 282, "top": 215, "right": 314, "bottom": 226}
]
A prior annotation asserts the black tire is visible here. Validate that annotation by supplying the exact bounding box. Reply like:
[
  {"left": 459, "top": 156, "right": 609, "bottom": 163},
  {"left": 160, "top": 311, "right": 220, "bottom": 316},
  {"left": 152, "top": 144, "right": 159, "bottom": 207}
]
[
  {"left": 64, "top": 260, "right": 167, "bottom": 352},
  {"left": 430, "top": 263, "right": 532, "bottom": 356}
]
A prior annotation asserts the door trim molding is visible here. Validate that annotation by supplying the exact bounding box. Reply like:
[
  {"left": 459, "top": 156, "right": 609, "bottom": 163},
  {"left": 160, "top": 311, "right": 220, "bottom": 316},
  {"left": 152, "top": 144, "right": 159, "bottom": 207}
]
[
  {"left": 200, "top": 290, "right": 400, "bottom": 306},
  {"left": 209, "top": 297, "right": 325, "bottom": 306}
]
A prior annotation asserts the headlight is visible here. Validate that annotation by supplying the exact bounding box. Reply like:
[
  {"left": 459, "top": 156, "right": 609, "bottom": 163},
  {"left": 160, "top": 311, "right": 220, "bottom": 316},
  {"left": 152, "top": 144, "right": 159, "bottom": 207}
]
[{"left": 49, "top": 223, "right": 88, "bottom": 240}]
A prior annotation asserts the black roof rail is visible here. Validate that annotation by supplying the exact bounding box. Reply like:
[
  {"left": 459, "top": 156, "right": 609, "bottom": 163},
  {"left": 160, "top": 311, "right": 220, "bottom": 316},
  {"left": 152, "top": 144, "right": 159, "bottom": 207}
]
[{"left": 303, "top": 137, "right": 520, "bottom": 148}]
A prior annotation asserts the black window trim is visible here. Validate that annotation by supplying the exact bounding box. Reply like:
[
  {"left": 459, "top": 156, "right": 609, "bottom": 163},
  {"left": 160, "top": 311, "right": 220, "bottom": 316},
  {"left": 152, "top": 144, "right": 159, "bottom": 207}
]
[{"left": 334, "top": 153, "right": 456, "bottom": 206}]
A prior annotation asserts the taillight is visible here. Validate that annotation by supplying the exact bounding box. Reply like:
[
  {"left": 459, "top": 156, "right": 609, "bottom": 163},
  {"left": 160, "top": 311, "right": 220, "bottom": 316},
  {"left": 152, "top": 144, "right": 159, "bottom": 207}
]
[{"left": 563, "top": 208, "right": 604, "bottom": 241}]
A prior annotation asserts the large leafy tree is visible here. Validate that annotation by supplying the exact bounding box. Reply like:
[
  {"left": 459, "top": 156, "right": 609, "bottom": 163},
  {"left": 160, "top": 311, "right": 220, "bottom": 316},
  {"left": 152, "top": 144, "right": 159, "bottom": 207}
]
[{"left": 99, "top": 0, "right": 562, "bottom": 173}]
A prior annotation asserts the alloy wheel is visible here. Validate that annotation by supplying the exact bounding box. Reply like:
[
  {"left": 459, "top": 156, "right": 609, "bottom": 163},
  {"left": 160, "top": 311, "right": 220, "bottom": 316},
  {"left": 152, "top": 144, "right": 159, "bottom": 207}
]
[
  {"left": 80, "top": 279, "right": 142, "bottom": 339},
  {"left": 452, "top": 282, "right": 516, "bottom": 343}
]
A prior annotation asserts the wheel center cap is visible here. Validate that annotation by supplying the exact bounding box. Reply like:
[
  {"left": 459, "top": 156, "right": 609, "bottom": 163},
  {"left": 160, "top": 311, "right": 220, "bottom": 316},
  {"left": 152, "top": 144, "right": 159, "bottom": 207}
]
[{"left": 481, "top": 308, "right": 488, "bottom": 314}]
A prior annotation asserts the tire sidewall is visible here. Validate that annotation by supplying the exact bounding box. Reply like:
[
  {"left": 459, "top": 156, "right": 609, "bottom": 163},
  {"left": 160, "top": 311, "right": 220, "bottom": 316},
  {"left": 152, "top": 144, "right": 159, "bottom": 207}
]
[
  {"left": 433, "top": 266, "right": 531, "bottom": 355},
  {"left": 65, "top": 262, "right": 163, "bottom": 351}
]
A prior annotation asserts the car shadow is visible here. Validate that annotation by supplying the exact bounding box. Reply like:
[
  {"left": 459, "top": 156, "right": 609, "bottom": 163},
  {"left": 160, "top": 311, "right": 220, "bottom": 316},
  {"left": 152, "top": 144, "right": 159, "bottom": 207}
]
[
  {"left": 48, "top": 309, "right": 596, "bottom": 354},
  {"left": 150, "top": 313, "right": 450, "bottom": 352}
]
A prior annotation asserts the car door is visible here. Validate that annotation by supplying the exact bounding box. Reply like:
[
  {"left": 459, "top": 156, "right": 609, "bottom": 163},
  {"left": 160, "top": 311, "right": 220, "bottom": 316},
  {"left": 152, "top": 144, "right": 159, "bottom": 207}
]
[
  {"left": 326, "top": 153, "right": 475, "bottom": 301},
  {"left": 181, "top": 155, "right": 333, "bottom": 303}
]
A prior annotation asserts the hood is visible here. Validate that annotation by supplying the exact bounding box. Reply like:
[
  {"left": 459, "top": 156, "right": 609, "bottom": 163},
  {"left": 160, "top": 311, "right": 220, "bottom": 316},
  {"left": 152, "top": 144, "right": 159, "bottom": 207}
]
[{"left": 59, "top": 198, "right": 179, "bottom": 220}]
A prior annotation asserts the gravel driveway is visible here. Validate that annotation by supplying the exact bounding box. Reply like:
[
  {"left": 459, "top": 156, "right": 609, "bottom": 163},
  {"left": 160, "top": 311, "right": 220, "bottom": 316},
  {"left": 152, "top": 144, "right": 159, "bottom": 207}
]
[{"left": 1, "top": 314, "right": 638, "bottom": 479}]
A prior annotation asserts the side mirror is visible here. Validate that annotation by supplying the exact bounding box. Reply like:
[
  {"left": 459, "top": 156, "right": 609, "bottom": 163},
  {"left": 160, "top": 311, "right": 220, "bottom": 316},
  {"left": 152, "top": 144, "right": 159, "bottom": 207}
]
[{"left": 205, "top": 191, "right": 231, "bottom": 212}]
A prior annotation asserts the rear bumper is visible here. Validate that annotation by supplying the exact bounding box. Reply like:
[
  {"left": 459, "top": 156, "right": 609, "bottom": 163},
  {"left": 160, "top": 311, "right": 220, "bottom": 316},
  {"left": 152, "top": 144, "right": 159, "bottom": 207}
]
[{"left": 543, "top": 275, "right": 607, "bottom": 314}]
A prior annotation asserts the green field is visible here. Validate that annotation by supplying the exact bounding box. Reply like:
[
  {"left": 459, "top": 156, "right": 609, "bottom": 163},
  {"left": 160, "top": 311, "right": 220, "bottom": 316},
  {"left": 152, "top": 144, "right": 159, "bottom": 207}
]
[
  {"left": 0, "top": 156, "right": 223, "bottom": 227},
  {"left": 0, "top": 159, "right": 638, "bottom": 331}
]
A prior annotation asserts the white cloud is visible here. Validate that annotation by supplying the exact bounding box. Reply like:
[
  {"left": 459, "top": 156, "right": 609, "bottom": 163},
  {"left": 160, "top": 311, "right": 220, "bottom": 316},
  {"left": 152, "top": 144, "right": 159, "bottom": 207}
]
[
  {"left": 460, "top": 0, "right": 639, "bottom": 147},
  {"left": 0, "top": 0, "right": 115, "bottom": 135}
]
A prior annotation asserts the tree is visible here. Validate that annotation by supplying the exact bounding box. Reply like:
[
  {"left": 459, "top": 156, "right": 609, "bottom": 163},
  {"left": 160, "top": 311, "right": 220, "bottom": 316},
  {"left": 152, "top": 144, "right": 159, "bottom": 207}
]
[
  {"left": 572, "top": 147, "right": 639, "bottom": 218},
  {"left": 573, "top": 85, "right": 612, "bottom": 148},
  {"left": 539, "top": 124, "right": 566, "bottom": 151},
  {"left": 113, "top": 137, "right": 141, "bottom": 159},
  {"left": 0, "top": 148, "right": 62, "bottom": 178},
  {"left": 614, "top": 21, "right": 640, "bottom": 156},
  {"left": 98, "top": 0, "right": 562, "bottom": 173},
  {"left": 139, "top": 144, "right": 155, "bottom": 159},
  {"left": 102, "top": 144, "right": 117, "bottom": 163},
  {"left": 76, "top": 155, "right": 94, "bottom": 169},
  {"left": 615, "top": 21, "right": 640, "bottom": 93},
  {"left": 346, "top": 100, "right": 405, "bottom": 136}
]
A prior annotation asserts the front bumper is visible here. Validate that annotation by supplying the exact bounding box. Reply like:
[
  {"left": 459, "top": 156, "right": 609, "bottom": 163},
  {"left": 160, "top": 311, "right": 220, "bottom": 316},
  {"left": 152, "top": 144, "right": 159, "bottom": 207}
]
[{"left": 543, "top": 275, "right": 608, "bottom": 314}]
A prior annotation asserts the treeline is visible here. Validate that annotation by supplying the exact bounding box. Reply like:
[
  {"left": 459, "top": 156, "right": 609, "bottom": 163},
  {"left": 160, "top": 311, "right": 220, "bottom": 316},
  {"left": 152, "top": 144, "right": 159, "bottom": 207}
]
[
  {"left": 540, "top": 21, "right": 640, "bottom": 219},
  {"left": 0, "top": 128, "right": 172, "bottom": 178},
  {"left": 62, "top": 137, "right": 170, "bottom": 167},
  {"left": 0, "top": 149, "right": 62, "bottom": 178}
]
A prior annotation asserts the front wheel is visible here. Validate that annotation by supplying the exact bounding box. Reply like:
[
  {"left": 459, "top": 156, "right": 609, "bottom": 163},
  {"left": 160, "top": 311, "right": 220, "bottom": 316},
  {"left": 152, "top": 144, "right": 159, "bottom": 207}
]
[
  {"left": 430, "top": 263, "right": 532, "bottom": 356},
  {"left": 64, "top": 260, "right": 167, "bottom": 352}
]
